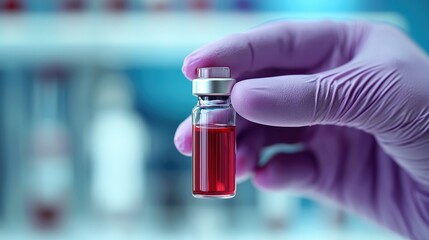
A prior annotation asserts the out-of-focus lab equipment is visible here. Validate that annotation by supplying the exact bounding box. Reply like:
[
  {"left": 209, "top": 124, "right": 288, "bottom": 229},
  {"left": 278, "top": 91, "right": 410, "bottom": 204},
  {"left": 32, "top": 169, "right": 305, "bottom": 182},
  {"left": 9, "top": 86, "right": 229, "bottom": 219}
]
[{"left": 1, "top": 0, "right": 428, "bottom": 239}]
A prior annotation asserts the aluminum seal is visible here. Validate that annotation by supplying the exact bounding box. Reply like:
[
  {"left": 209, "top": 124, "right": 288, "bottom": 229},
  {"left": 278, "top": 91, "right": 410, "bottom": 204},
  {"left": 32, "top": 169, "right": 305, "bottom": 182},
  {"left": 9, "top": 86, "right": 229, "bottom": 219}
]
[{"left": 192, "top": 67, "right": 236, "bottom": 96}]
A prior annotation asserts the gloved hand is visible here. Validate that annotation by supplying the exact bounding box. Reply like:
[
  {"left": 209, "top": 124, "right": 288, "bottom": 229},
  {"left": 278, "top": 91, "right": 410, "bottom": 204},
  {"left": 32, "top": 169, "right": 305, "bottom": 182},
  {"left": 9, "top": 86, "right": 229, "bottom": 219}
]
[{"left": 174, "top": 20, "right": 429, "bottom": 239}]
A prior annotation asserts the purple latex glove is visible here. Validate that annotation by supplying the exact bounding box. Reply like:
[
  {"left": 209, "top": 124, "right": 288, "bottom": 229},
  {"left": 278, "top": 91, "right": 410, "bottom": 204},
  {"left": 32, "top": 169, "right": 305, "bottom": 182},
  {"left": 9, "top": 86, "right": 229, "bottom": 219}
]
[{"left": 174, "top": 21, "right": 429, "bottom": 239}]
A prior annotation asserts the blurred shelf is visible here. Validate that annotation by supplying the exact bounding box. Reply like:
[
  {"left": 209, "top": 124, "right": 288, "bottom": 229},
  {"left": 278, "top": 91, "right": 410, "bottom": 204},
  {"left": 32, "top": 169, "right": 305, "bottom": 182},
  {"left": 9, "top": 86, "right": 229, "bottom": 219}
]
[{"left": 0, "top": 12, "right": 407, "bottom": 66}]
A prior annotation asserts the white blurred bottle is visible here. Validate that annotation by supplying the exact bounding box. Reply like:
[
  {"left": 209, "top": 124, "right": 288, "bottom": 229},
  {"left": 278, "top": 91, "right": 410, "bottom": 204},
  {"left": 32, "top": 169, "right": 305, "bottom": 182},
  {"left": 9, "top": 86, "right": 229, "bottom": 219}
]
[{"left": 89, "top": 72, "right": 149, "bottom": 225}]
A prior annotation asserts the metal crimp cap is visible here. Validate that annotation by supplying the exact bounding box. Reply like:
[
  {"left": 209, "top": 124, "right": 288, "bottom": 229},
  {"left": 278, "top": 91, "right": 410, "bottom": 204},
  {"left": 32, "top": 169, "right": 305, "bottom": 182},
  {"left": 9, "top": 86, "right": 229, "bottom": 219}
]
[{"left": 192, "top": 67, "right": 236, "bottom": 96}]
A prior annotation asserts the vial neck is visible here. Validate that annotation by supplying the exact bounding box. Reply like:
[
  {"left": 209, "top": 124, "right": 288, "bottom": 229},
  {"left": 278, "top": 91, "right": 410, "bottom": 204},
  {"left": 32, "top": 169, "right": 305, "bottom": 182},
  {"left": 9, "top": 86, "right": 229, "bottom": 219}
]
[{"left": 197, "top": 96, "right": 231, "bottom": 106}]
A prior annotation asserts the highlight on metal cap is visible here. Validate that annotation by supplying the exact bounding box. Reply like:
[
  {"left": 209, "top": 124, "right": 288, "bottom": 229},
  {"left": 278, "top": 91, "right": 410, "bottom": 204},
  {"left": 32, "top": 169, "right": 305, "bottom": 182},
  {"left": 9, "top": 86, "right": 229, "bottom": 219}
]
[
  {"left": 192, "top": 67, "right": 236, "bottom": 96},
  {"left": 198, "top": 67, "right": 231, "bottom": 78}
]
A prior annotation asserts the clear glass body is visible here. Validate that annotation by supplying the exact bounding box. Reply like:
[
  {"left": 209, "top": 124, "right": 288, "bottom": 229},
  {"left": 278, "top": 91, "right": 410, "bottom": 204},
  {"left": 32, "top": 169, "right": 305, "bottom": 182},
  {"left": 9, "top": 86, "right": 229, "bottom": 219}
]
[{"left": 192, "top": 96, "right": 236, "bottom": 198}]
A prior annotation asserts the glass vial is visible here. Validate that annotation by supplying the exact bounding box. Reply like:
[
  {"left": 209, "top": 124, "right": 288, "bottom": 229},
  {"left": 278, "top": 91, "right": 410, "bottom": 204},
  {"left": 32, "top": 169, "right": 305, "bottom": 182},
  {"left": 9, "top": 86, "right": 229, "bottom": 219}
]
[{"left": 192, "top": 67, "right": 236, "bottom": 199}]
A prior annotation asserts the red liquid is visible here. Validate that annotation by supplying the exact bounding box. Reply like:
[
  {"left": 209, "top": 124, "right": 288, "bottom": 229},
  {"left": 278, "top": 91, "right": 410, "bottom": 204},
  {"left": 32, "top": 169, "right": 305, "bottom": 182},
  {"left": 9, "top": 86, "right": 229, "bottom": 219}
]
[
  {"left": 106, "top": 0, "right": 128, "bottom": 11},
  {"left": 1, "top": 0, "right": 23, "bottom": 12},
  {"left": 61, "top": 0, "right": 85, "bottom": 11},
  {"left": 193, "top": 125, "right": 236, "bottom": 198},
  {"left": 30, "top": 203, "right": 62, "bottom": 229}
]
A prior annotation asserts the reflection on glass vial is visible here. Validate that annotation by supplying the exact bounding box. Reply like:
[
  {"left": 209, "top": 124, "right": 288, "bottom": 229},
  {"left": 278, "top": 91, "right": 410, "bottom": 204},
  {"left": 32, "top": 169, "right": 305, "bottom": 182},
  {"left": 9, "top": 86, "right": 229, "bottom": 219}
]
[{"left": 192, "top": 67, "right": 236, "bottom": 199}]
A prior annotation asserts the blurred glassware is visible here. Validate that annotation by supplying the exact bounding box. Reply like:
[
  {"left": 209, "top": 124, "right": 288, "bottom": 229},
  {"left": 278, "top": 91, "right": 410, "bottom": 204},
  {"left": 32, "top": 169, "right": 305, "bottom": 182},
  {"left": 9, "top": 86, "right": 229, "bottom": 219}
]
[
  {"left": 26, "top": 64, "right": 72, "bottom": 230},
  {"left": 0, "top": 69, "right": 4, "bottom": 221},
  {"left": 106, "top": 0, "right": 129, "bottom": 12},
  {"left": 28, "top": 122, "right": 71, "bottom": 230},
  {"left": 140, "top": 0, "right": 173, "bottom": 11},
  {"left": 234, "top": 0, "right": 253, "bottom": 11},
  {"left": 189, "top": 0, "right": 211, "bottom": 11},
  {"left": 61, "top": 0, "right": 85, "bottom": 12},
  {"left": 89, "top": 71, "right": 149, "bottom": 225},
  {"left": 0, "top": 0, "right": 23, "bottom": 12}
]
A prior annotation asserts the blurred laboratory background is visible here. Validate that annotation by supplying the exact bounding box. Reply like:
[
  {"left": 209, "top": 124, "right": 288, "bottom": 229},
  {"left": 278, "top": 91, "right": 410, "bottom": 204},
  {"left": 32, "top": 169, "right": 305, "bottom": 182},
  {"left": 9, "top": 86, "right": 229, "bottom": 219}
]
[{"left": 0, "top": 0, "right": 427, "bottom": 239}]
